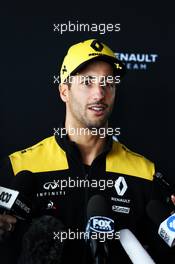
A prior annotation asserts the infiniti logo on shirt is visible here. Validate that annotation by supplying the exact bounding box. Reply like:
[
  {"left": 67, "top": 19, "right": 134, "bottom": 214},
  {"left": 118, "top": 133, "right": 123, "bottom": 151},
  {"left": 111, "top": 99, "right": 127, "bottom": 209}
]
[{"left": 43, "top": 180, "right": 58, "bottom": 190}]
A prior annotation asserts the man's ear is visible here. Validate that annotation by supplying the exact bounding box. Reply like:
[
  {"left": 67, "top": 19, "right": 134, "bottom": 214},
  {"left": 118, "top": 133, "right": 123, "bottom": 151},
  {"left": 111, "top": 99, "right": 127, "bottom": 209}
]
[{"left": 59, "top": 83, "right": 69, "bottom": 103}]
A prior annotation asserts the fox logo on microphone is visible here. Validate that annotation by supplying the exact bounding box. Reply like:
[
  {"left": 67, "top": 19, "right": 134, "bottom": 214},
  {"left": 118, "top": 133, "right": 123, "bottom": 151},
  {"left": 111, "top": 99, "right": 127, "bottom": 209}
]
[{"left": 88, "top": 216, "right": 114, "bottom": 233}]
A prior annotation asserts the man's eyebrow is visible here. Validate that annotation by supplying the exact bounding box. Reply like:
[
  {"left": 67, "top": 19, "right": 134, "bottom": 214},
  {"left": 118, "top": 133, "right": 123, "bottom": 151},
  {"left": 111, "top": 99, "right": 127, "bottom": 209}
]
[
  {"left": 78, "top": 75, "right": 95, "bottom": 83},
  {"left": 81, "top": 75, "right": 94, "bottom": 79},
  {"left": 78, "top": 75, "right": 114, "bottom": 83},
  {"left": 79, "top": 75, "right": 110, "bottom": 79}
]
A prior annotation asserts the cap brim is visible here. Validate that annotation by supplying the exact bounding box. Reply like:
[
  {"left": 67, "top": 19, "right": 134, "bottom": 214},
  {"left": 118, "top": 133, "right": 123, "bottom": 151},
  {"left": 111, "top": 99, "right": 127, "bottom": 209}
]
[{"left": 70, "top": 55, "right": 126, "bottom": 79}]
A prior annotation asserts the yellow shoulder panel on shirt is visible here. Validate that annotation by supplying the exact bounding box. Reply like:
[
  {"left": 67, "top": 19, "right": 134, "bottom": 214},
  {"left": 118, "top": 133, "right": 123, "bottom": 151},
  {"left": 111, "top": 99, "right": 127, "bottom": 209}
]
[
  {"left": 106, "top": 141, "right": 155, "bottom": 181},
  {"left": 9, "top": 136, "right": 68, "bottom": 175}
]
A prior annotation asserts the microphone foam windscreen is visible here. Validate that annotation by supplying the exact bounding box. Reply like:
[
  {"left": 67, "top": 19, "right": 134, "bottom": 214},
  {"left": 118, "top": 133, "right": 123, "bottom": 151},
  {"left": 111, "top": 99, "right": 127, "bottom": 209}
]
[
  {"left": 18, "top": 215, "right": 66, "bottom": 264},
  {"left": 87, "top": 195, "right": 110, "bottom": 219},
  {"left": 10, "top": 170, "right": 37, "bottom": 196}
]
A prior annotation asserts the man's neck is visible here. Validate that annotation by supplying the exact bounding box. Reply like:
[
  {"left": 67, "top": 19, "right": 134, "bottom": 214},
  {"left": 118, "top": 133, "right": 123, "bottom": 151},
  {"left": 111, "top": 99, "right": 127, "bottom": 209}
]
[{"left": 65, "top": 120, "right": 107, "bottom": 165}]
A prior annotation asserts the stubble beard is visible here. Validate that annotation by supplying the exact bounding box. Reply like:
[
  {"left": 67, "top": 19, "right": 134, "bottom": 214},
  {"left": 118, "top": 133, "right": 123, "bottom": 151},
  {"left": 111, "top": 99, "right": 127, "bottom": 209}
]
[{"left": 73, "top": 104, "right": 114, "bottom": 130}]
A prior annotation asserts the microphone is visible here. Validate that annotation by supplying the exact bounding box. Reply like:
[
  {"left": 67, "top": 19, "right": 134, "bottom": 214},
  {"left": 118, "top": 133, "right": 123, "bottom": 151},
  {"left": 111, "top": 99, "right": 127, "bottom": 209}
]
[
  {"left": 0, "top": 170, "right": 37, "bottom": 220},
  {"left": 146, "top": 200, "right": 175, "bottom": 247},
  {"left": 119, "top": 229, "right": 155, "bottom": 264},
  {"left": 154, "top": 172, "right": 175, "bottom": 196},
  {"left": 85, "top": 195, "right": 155, "bottom": 263},
  {"left": 17, "top": 215, "right": 66, "bottom": 264},
  {"left": 85, "top": 194, "right": 116, "bottom": 264}
]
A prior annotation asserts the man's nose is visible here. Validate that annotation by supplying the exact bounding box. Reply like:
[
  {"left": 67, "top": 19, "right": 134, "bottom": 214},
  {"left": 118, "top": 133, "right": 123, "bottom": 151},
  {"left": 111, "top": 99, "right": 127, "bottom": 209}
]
[{"left": 92, "top": 83, "right": 105, "bottom": 101}]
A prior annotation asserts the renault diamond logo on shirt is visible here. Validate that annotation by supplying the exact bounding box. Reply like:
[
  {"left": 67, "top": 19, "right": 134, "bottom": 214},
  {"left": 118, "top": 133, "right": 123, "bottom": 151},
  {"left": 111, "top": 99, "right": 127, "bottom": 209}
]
[{"left": 114, "top": 177, "right": 127, "bottom": 196}]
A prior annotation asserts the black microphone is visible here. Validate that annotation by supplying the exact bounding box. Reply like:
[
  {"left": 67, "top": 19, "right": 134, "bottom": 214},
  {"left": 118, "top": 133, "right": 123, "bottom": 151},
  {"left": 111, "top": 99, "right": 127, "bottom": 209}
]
[
  {"left": 85, "top": 195, "right": 116, "bottom": 264},
  {"left": 0, "top": 170, "right": 37, "bottom": 220},
  {"left": 17, "top": 215, "right": 66, "bottom": 264},
  {"left": 86, "top": 195, "right": 156, "bottom": 264},
  {"left": 154, "top": 172, "right": 175, "bottom": 196},
  {"left": 146, "top": 200, "right": 175, "bottom": 247}
]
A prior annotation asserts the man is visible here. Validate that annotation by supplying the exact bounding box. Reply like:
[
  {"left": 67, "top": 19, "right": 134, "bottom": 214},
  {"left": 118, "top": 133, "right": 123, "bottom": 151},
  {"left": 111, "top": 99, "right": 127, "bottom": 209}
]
[{"left": 0, "top": 39, "right": 174, "bottom": 263}]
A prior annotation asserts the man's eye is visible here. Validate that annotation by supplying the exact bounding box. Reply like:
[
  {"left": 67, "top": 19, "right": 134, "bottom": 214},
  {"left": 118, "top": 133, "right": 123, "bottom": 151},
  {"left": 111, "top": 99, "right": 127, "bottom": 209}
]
[
  {"left": 84, "top": 79, "right": 92, "bottom": 86},
  {"left": 105, "top": 82, "right": 116, "bottom": 89},
  {"left": 100, "top": 82, "right": 115, "bottom": 89},
  {"left": 85, "top": 80, "right": 90, "bottom": 85}
]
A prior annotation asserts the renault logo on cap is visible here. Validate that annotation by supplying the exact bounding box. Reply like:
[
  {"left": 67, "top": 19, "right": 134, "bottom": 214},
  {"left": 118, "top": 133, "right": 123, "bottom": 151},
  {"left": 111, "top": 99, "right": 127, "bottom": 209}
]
[{"left": 90, "top": 40, "right": 104, "bottom": 52}]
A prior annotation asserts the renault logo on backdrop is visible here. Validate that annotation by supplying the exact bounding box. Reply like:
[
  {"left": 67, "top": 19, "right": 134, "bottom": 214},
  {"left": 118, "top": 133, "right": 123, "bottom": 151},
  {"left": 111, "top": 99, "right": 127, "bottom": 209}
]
[
  {"left": 114, "top": 177, "right": 128, "bottom": 196},
  {"left": 115, "top": 52, "right": 158, "bottom": 71}
]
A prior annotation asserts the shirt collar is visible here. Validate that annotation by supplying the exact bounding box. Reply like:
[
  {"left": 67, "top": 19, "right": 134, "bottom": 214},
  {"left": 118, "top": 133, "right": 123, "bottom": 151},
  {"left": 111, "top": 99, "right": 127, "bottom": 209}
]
[{"left": 55, "top": 122, "right": 113, "bottom": 157}]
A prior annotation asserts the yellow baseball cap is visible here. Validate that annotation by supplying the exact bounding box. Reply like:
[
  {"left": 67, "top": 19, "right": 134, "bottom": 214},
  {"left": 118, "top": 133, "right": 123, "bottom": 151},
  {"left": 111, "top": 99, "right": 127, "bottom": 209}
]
[{"left": 60, "top": 39, "right": 126, "bottom": 83}]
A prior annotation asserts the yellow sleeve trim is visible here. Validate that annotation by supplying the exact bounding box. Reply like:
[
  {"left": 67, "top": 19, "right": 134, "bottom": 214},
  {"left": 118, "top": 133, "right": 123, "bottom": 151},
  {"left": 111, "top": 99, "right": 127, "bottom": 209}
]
[
  {"left": 106, "top": 141, "right": 155, "bottom": 181},
  {"left": 9, "top": 136, "right": 69, "bottom": 175}
]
